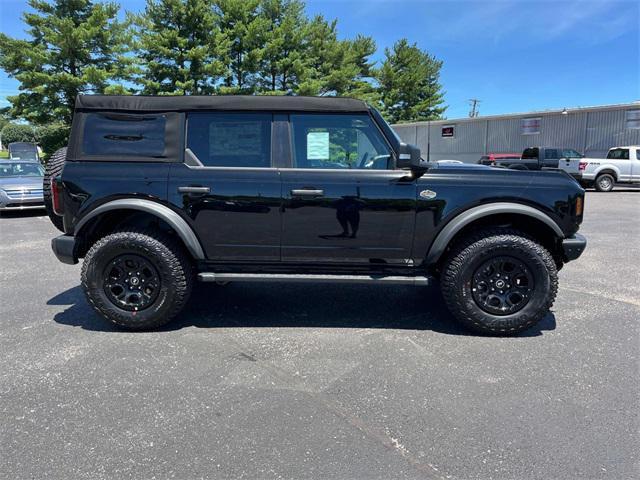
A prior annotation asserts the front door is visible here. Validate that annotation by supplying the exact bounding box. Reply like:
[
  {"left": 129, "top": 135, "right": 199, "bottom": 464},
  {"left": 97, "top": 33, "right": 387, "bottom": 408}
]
[
  {"left": 280, "top": 113, "right": 417, "bottom": 265},
  {"left": 168, "top": 112, "right": 282, "bottom": 262}
]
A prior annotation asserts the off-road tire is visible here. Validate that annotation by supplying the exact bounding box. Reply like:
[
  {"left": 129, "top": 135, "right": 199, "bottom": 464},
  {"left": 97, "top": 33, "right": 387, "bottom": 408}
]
[
  {"left": 594, "top": 173, "right": 615, "bottom": 192},
  {"left": 441, "top": 229, "right": 558, "bottom": 335},
  {"left": 43, "top": 147, "right": 67, "bottom": 231},
  {"left": 81, "top": 229, "right": 194, "bottom": 330}
]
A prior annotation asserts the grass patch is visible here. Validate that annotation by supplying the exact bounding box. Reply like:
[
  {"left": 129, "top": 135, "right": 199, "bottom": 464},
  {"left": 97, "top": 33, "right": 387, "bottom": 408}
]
[{"left": 0, "top": 150, "right": 8, "bottom": 159}]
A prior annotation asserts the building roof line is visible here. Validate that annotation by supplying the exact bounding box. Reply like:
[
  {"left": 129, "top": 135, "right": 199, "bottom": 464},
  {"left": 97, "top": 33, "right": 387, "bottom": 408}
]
[{"left": 393, "top": 101, "right": 640, "bottom": 127}]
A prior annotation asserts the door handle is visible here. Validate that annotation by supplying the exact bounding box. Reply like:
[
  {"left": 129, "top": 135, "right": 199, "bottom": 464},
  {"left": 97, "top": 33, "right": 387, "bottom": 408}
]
[
  {"left": 178, "top": 186, "right": 211, "bottom": 194},
  {"left": 291, "top": 189, "right": 324, "bottom": 197}
]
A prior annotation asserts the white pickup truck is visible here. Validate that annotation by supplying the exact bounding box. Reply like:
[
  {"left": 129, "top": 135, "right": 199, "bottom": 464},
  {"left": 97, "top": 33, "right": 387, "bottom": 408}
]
[{"left": 579, "top": 146, "right": 640, "bottom": 191}]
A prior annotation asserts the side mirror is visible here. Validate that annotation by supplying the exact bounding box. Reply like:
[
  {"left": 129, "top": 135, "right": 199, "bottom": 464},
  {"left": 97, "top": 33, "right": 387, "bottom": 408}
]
[{"left": 397, "top": 143, "right": 422, "bottom": 170}]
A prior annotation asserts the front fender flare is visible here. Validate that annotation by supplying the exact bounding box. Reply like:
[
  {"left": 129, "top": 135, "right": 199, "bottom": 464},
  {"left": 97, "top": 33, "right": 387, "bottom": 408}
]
[
  {"left": 425, "top": 202, "right": 564, "bottom": 265},
  {"left": 74, "top": 198, "right": 206, "bottom": 260}
]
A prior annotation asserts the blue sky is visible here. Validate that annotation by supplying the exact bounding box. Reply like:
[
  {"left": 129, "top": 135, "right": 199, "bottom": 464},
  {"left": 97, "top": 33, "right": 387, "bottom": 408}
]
[{"left": 0, "top": 0, "right": 638, "bottom": 119}]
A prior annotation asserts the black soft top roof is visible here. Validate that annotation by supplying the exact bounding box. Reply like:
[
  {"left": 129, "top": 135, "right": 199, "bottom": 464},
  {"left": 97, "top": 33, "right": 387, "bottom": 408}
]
[{"left": 75, "top": 95, "right": 370, "bottom": 113}]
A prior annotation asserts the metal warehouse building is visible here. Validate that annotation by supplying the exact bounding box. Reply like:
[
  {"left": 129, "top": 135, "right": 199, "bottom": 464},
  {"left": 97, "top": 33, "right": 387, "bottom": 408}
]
[{"left": 392, "top": 102, "right": 640, "bottom": 163}]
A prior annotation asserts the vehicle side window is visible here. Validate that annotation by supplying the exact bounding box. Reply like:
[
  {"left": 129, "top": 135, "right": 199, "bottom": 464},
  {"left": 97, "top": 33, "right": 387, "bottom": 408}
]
[
  {"left": 561, "top": 149, "right": 582, "bottom": 158},
  {"left": 544, "top": 149, "right": 558, "bottom": 159},
  {"left": 637, "top": 150, "right": 640, "bottom": 160},
  {"left": 82, "top": 112, "right": 166, "bottom": 156},
  {"left": 607, "top": 148, "right": 629, "bottom": 160},
  {"left": 290, "top": 114, "right": 392, "bottom": 170},
  {"left": 187, "top": 113, "right": 271, "bottom": 168},
  {"left": 522, "top": 148, "right": 538, "bottom": 159}
]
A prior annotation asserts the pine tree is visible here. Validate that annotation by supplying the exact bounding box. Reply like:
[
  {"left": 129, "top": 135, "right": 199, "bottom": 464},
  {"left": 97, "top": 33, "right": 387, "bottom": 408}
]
[
  {"left": 378, "top": 38, "right": 446, "bottom": 123},
  {"left": 257, "top": 0, "right": 306, "bottom": 93},
  {"left": 0, "top": 0, "right": 132, "bottom": 124},
  {"left": 297, "top": 15, "right": 376, "bottom": 99},
  {"left": 215, "top": 0, "right": 266, "bottom": 93},
  {"left": 134, "top": 0, "right": 228, "bottom": 95}
]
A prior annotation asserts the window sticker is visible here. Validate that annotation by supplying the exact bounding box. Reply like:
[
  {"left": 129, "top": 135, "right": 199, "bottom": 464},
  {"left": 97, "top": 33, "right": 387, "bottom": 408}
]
[{"left": 307, "top": 131, "right": 330, "bottom": 160}]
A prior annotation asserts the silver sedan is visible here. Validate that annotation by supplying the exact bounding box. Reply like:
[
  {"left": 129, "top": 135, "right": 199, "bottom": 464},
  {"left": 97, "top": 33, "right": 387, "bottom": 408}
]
[{"left": 0, "top": 161, "right": 45, "bottom": 211}]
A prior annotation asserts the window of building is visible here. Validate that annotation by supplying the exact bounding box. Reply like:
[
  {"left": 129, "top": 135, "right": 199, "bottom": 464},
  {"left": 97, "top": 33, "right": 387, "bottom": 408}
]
[
  {"left": 82, "top": 113, "right": 167, "bottom": 157},
  {"left": 186, "top": 113, "right": 272, "bottom": 168},
  {"left": 626, "top": 110, "right": 640, "bottom": 129},
  {"left": 521, "top": 117, "right": 541, "bottom": 135},
  {"left": 290, "top": 114, "right": 392, "bottom": 170}
]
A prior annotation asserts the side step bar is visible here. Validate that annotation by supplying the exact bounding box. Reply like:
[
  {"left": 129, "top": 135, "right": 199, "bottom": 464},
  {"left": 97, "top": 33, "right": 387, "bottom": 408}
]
[{"left": 198, "top": 272, "right": 431, "bottom": 286}]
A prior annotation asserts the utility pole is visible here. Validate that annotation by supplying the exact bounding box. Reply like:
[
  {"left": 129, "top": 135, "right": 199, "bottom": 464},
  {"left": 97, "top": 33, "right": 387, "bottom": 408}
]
[{"left": 468, "top": 98, "right": 481, "bottom": 118}]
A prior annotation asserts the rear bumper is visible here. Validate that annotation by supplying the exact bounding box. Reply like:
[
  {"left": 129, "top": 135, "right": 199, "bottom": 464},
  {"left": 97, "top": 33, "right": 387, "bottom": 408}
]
[
  {"left": 562, "top": 233, "right": 587, "bottom": 262},
  {"left": 51, "top": 235, "right": 78, "bottom": 265}
]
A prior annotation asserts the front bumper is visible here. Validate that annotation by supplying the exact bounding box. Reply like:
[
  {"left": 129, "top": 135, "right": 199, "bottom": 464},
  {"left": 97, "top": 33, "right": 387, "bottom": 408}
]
[
  {"left": 562, "top": 233, "right": 587, "bottom": 261},
  {"left": 0, "top": 189, "right": 44, "bottom": 210},
  {"left": 51, "top": 235, "right": 78, "bottom": 265}
]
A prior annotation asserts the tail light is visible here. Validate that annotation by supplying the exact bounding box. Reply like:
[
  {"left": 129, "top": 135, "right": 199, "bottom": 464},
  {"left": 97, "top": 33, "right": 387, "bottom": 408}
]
[
  {"left": 579, "top": 161, "right": 588, "bottom": 171},
  {"left": 575, "top": 196, "right": 584, "bottom": 217},
  {"left": 52, "top": 177, "right": 63, "bottom": 216}
]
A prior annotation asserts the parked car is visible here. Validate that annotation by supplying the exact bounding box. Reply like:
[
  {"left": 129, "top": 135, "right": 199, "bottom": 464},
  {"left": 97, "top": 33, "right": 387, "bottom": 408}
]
[
  {"left": 0, "top": 160, "right": 45, "bottom": 211},
  {"left": 485, "top": 147, "right": 582, "bottom": 179},
  {"left": 478, "top": 153, "right": 521, "bottom": 166},
  {"left": 45, "top": 95, "right": 586, "bottom": 335},
  {"left": 8, "top": 142, "right": 40, "bottom": 162},
  {"left": 578, "top": 146, "right": 640, "bottom": 191}
]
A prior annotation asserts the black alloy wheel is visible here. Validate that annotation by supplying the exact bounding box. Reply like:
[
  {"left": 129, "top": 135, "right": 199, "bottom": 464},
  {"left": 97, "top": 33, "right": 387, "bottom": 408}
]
[
  {"left": 471, "top": 256, "right": 534, "bottom": 315},
  {"left": 102, "top": 254, "right": 161, "bottom": 312}
]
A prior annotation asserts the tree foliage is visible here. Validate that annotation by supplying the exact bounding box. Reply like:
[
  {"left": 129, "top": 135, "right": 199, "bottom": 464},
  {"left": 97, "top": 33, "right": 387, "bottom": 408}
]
[
  {"left": 1, "top": 0, "right": 447, "bottom": 125},
  {"left": 378, "top": 39, "right": 446, "bottom": 123},
  {"left": 135, "top": 0, "right": 228, "bottom": 94},
  {"left": 1, "top": 124, "right": 36, "bottom": 145},
  {"left": 0, "top": 0, "right": 133, "bottom": 124}
]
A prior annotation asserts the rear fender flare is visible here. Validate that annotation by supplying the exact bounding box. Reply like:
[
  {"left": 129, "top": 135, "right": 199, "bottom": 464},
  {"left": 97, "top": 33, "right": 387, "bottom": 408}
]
[
  {"left": 425, "top": 202, "right": 564, "bottom": 264},
  {"left": 74, "top": 198, "right": 205, "bottom": 259}
]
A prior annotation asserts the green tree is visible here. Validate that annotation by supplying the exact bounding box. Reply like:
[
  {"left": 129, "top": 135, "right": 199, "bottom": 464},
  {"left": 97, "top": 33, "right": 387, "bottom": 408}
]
[
  {"left": 257, "top": 0, "right": 306, "bottom": 93},
  {"left": 297, "top": 15, "right": 376, "bottom": 99},
  {"left": 134, "top": 0, "right": 229, "bottom": 94},
  {"left": 0, "top": 0, "right": 133, "bottom": 125},
  {"left": 1, "top": 123, "right": 37, "bottom": 145},
  {"left": 377, "top": 38, "right": 446, "bottom": 123},
  {"left": 215, "top": 0, "right": 266, "bottom": 93}
]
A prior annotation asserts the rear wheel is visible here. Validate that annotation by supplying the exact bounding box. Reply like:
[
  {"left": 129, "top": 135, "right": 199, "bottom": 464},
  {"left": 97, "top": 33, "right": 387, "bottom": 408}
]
[
  {"left": 594, "top": 173, "right": 614, "bottom": 192},
  {"left": 81, "top": 229, "right": 193, "bottom": 330},
  {"left": 440, "top": 229, "right": 558, "bottom": 335},
  {"left": 43, "top": 147, "right": 67, "bottom": 231}
]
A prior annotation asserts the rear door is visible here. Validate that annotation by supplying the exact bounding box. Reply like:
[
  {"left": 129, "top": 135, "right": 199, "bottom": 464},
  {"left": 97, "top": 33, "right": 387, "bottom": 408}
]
[
  {"left": 632, "top": 148, "right": 640, "bottom": 180},
  {"left": 168, "top": 112, "right": 282, "bottom": 262},
  {"left": 607, "top": 148, "right": 632, "bottom": 181},
  {"left": 280, "top": 113, "right": 417, "bottom": 265}
]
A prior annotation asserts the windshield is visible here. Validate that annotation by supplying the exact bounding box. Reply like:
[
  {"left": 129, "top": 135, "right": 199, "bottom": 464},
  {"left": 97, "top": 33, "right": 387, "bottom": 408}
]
[{"left": 0, "top": 163, "right": 44, "bottom": 177}]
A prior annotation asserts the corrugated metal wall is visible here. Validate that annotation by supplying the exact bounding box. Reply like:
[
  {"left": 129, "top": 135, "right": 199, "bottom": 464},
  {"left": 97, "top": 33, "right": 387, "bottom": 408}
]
[{"left": 392, "top": 104, "right": 640, "bottom": 162}]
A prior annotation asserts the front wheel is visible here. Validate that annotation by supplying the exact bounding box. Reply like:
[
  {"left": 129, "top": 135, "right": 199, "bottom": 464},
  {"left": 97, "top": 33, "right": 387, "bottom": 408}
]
[
  {"left": 81, "top": 229, "right": 193, "bottom": 330},
  {"left": 594, "top": 173, "right": 615, "bottom": 192},
  {"left": 441, "top": 229, "right": 558, "bottom": 335}
]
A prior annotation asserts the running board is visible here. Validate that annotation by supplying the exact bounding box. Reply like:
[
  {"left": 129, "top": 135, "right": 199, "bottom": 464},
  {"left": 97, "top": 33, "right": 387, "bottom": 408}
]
[{"left": 197, "top": 272, "right": 431, "bottom": 286}]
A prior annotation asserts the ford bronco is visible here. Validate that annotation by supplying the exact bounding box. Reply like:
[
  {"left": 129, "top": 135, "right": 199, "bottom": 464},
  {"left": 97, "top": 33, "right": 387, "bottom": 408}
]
[{"left": 45, "top": 95, "right": 586, "bottom": 334}]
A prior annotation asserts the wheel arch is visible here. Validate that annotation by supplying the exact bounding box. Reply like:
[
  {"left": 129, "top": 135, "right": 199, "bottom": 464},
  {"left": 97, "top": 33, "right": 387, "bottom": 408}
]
[
  {"left": 425, "top": 203, "right": 564, "bottom": 266},
  {"left": 595, "top": 168, "right": 618, "bottom": 181},
  {"left": 74, "top": 199, "right": 205, "bottom": 260}
]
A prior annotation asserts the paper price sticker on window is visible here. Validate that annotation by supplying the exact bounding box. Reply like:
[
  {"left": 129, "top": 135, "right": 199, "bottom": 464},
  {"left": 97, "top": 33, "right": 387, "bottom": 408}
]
[{"left": 307, "top": 131, "right": 330, "bottom": 160}]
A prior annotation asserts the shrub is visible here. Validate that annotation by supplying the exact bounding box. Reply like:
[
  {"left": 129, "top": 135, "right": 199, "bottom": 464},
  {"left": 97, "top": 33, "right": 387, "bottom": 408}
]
[
  {"left": 1, "top": 123, "right": 36, "bottom": 145},
  {"left": 35, "top": 123, "right": 70, "bottom": 160}
]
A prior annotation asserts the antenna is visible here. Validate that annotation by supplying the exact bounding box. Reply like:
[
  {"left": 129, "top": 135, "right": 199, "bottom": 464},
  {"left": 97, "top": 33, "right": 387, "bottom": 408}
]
[{"left": 468, "top": 98, "right": 481, "bottom": 118}]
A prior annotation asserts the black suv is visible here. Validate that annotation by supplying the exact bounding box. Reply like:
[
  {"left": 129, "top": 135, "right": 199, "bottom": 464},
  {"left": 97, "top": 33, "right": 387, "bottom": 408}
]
[{"left": 45, "top": 95, "right": 586, "bottom": 335}]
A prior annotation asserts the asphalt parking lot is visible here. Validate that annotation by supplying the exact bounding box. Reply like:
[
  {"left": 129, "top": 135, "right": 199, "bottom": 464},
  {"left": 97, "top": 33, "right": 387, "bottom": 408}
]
[{"left": 0, "top": 190, "right": 638, "bottom": 480}]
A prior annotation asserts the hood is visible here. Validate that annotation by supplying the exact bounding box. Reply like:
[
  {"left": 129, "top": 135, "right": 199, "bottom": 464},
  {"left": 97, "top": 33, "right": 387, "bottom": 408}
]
[{"left": 0, "top": 176, "right": 44, "bottom": 190}]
